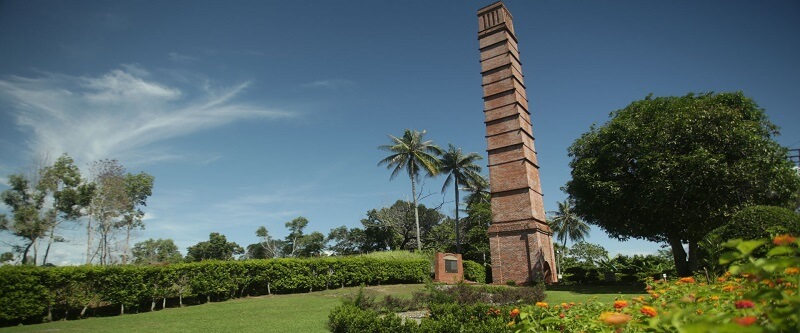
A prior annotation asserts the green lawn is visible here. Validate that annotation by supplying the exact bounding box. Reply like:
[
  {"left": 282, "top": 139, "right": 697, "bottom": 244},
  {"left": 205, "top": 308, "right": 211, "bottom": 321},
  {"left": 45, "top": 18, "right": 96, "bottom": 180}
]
[{"left": 0, "top": 284, "right": 645, "bottom": 333}]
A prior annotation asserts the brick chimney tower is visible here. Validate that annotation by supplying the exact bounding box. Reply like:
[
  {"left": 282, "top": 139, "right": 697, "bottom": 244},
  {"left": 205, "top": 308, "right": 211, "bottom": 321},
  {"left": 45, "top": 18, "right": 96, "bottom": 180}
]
[{"left": 477, "top": 2, "right": 557, "bottom": 284}]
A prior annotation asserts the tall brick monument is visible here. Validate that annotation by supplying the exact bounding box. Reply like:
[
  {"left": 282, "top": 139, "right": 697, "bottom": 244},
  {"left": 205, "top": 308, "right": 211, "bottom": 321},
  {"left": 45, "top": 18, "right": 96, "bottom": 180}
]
[{"left": 477, "top": 2, "right": 557, "bottom": 284}]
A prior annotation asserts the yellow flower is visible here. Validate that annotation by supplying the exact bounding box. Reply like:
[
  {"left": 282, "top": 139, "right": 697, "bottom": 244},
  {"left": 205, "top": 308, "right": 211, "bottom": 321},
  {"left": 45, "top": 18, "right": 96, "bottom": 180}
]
[
  {"left": 640, "top": 306, "right": 658, "bottom": 317},
  {"left": 696, "top": 309, "right": 704, "bottom": 315},
  {"left": 535, "top": 302, "right": 549, "bottom": 308}
]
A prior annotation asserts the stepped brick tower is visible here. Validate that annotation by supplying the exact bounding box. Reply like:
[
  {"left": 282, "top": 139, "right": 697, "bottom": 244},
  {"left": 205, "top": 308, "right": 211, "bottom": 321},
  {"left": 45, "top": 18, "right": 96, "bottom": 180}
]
[{"left": 477, "top": 2, "right": 557, "bottom": 284}]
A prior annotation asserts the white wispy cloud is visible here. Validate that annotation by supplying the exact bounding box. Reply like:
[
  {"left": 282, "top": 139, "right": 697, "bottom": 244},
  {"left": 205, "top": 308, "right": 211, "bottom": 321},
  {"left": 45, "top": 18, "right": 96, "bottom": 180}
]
[
  {"left": 0, "top": 65, "right": 297, "bottom": 166},
  {"left": 299, "top": 79, "right": 356, "bottom": 90},
  {"left": 168, "top": 52, "right": 199, "bottom": 64}
]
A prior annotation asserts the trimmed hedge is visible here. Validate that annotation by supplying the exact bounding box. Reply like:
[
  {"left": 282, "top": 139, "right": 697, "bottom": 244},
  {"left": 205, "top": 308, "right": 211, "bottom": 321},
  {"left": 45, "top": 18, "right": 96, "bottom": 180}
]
[
  {"left": 462, "top": 260, "right": 486, "bottom": 283},
  {"left": 0, "top": 256, "right": 428, "bottom": 326}
]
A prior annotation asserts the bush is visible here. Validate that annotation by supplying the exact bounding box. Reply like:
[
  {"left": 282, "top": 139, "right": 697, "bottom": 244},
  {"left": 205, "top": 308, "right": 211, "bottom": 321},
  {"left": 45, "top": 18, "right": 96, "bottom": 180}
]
[
  {"left": 462, "top": 260, "right": 486, "bottom": 283},
  {"left": 714, "top": 205, "right": 800, "bottom": 241}
]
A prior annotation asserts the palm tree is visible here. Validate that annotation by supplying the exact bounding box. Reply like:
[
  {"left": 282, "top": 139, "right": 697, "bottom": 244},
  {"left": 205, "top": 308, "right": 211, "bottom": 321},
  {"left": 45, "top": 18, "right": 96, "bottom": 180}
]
[
  {"left": 378, "top": 129, "right": 442, "bottom": 251},
  {"left": 439, "top": 144, "right": 483, "bottom": 253},
  {"left": 549, "top": 199, "right": 590, "bottom": 276},
  {"left": 463, "top": 174, "right": 490, "bottom": 208},
  {"left": 549, "top": 199, "right": 590, "bottom": 248}
]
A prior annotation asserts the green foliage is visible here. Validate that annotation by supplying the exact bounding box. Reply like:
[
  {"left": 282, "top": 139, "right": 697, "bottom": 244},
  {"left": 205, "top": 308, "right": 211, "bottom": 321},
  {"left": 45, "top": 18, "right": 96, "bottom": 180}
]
[
  {"left": 185, "top": 232, "right": 244, "bottom": 261},
  {"left": 132, "top": 238, "right": 183, "bottom": 264},
  {"left": 462, "top": 260, "right": 486, "bottom": 283},
  {"left": 0, "top": 255, "right": 429, "bottom": 325},
  {"left": 715, "top": 205, "right": 800, "bottom": 242},
  {"left": 566, "top": 92, "right": 800, "bottom": 276},
  {"left": 0, "top": 266, "right": 48, "bottom": 324}
]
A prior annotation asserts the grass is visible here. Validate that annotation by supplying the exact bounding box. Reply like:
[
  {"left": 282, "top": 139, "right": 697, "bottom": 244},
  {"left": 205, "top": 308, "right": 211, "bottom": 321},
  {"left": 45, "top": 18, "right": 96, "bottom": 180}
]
[
  {"left": 545, "top": 284, "right": 648, "bottom": 304},
  {"left": 0, "top": 283, "right": 646, "bottom": 332}
]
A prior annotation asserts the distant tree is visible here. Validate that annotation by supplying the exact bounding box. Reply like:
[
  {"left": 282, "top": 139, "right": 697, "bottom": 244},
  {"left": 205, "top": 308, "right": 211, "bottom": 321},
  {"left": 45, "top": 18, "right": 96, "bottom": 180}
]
[
  {"left": 37, "top": 154, "right": 93, "bottom": 265},
  {"left": 132, "top": 238, "right": 182, "bottom": 264},
  {"left": 378, "top": 129, "right": 442, "bottom": 250},
  {"left": 252, "top": 226, "right": 284, "bottom": 259},
  {"left": 87, "top": 159, "right": 128, "bottom": 265},
  {"left": 326, "top": 226, "right": 366, "bottom": 256},
  {"left": 568, "top": 242, "right": 609, "bottom": 268},
  {"left": 566, "top": 92, "right": 800, "bottom": 276},
  {"left": 361, "top": 200, "right": 445, "bottom": 251},
  {"left": 186, "top": 233, "right": 244, "bottom": 261},
  {"left": 1, "top": 174, "right": 48, "bottom": 265},
  {"left": 423, "top": 217, "right": 455, "bottom": 253},
  {"left": 438, "top": 144, "right": 483, "bottom": 253},
  {"left": 461, "top": 201, "right": 491, "bottom": 265},
  {"left": 283, "top": 217, "right": 308, "bottom": 257},
  {"left": 117, "top": 172, "right": 154, "bottom": 264},
  {"left": 548, "top": 199, "right": 590, "bottom": 249},
  {"left": 297, "top": 231, "right": 326, "bottom": 257},
  {"left": 0, "top": 252, "right": 13, "bottom": 263}
]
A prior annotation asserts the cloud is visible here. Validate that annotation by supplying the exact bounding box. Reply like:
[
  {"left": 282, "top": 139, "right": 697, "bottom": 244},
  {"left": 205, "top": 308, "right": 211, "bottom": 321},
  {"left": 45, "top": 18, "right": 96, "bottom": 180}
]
[
  {"left": 168, "top": 52, "right": 199, "bottom": 64},
  {"left": 0, "top": 66, "right": 297, "bottom": 166},
  {"left": 299, "top": 79, "right": 356, "bottom": 90}
]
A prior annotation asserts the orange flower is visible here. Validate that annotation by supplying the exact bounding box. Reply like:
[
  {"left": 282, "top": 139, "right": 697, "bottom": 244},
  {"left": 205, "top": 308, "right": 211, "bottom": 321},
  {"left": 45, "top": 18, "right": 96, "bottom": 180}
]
[
  {"left": 773, "top": 234, "right": 796, "bottom": 246},
  {"left": 696, "top": 309, "right": 704, "bottom": 315},
  {"left": 535, "top": 302, "right": 549, "bottom": 308},
  {"left": 510, "top": 308, "right": 520, "bottom": 317},
  {"left": 733, "top": 316, "right": 758, "bottom": 326},
  {"left": 722, "top": 285, "right": 736, "bottom": 292},
  {"left": 679, "top": 277, "right": 696, "bottom": 283},
  {"left": 559, "top": 313, "right": 565, "bottom": 318},
  {"left": 613, "top": 300, "right": 628, "bottom": 309},
  {"left": 640, "top": 306, "right": 658, "bottom": 317},
  {"left": 600, "top": 312, "right": 631, "bottom": 326},
  {"left": 710, "top": 295, "right": 719, "bottom": 301},
  {"left": 649, "top": 292, "right": 660, "bottom": 299},
  {"left": 735, "top": 300, "right": 755, "bottom": 309},
  {"left": 785, "top": 267, "right": 800, "bottom": 275}
]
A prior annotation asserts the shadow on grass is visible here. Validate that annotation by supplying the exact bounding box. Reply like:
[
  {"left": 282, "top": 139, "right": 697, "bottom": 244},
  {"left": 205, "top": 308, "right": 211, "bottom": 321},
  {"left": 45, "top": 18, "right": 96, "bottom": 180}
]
[{"left": 546, "top": 284, "right": 646, "bottom": 295}]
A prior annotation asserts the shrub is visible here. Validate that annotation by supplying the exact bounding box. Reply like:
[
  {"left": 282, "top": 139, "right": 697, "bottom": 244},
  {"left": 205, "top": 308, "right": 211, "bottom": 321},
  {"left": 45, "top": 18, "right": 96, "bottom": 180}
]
[
  {"left": 715, "top": 205, "right": 800, "bottom": 241},
  {"left": 462, "top": 260, "right": 486, "bottom": 283}
]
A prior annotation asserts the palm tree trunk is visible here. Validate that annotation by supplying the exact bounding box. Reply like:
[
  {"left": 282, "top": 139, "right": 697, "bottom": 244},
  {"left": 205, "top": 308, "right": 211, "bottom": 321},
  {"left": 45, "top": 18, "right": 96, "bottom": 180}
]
[
  {"left": 411, "top": 176, "right": 421, "bottom": 251},
  {"left": 454, "top": 177, "right": 460, "bottom": 254}
]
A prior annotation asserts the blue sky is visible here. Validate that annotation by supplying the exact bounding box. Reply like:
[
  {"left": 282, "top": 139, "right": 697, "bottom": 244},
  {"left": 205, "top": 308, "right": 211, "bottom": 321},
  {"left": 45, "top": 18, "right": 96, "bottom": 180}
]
[{"left": 1, "top": 1, "right": 798, "bottom": 265}]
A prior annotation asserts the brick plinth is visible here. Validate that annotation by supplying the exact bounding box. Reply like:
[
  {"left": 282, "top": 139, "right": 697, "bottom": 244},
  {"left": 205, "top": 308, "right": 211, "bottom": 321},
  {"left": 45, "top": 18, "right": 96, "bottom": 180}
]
[{"left": 478, "top": 2, "right": 557, "bottom": 284}]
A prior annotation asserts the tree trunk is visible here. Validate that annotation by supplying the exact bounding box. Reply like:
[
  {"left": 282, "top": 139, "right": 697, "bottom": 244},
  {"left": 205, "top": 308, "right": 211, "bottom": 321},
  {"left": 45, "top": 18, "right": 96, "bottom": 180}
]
[
  {"left": 688, "top": 239, "right": 699, "bottom": 273},
  {"left": 411, "top": 176, "right": 421, "bottom": 251},
  {"left": 21, "top": 241, "right": 33, "bottom": 265},
  {"left": 151, "top": 300, "right": 155, "bottom": 312},
  {"left": 668, "top": 237, "right": 690, "bottom": 277},
  {"left": 86, "top": 219, "right": 93, "bottom": 264},
  {"left": 120, "top": 303, "right": 124, "bottom": 315},
  {"left": 43, "top": 225, "right": 56, "bottom": 265},
  {"left": 81, "top": 304, "right": 88, "bottom": 318},
  {"left": 179, "top": 292, "right": 183, "bottom": 307},
  {"left": 162, "top": 297, "right": 166, "bottom": 309},
  {"left": 454, "top": 177, "right": 460, "bottom": 254}
]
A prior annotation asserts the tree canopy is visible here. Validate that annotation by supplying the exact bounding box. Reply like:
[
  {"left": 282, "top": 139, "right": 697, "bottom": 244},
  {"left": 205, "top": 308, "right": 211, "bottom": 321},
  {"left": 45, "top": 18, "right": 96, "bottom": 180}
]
[{"left": 565, "top": 92, "right": 800, "bottom": 276}]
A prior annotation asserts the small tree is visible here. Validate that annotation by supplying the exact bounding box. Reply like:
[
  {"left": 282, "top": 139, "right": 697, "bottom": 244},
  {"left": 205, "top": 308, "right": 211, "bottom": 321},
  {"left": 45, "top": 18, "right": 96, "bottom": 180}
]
[{"left": 185, "top": 233, "right": 243, "bottom": 261}]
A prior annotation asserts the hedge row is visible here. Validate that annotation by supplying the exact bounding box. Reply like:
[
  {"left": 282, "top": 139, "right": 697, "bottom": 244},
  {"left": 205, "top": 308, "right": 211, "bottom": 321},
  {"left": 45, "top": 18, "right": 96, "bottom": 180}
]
[{"left": 0, "top": 257, "right": 429, "bottom": 326}]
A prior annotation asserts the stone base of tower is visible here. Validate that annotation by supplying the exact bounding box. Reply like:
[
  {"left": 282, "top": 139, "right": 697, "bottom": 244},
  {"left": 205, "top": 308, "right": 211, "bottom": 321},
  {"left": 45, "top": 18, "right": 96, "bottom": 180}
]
[{"left": 488, "top": 222, "right": 557, "bottom": 285}]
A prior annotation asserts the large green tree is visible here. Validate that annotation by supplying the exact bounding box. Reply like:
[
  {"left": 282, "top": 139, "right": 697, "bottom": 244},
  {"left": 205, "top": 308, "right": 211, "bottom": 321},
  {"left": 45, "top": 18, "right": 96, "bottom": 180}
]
[
  {"left": 0, "top": 174, "right": 47, "bottom": 265},
  {"left": 438, "top": 144, "right": 483, "bottom": 253},
  {"left": 566, "top": 92, "right": 800, "bottom": 276},
  {"left": 378, "top": 129, "right": 442, "bottom": 251},
  {"left": 360, "top": 200, "right": 445, "bottom": 251}
]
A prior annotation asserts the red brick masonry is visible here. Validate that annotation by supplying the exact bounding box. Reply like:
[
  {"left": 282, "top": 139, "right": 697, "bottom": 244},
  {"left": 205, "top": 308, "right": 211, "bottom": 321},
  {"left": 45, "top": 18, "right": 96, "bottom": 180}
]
[
  {"left": 478, "top": 2, "right": 557, "bottom": 284},
  {"left": 434, "top": 252, "right": 464, "bottom": 283}
]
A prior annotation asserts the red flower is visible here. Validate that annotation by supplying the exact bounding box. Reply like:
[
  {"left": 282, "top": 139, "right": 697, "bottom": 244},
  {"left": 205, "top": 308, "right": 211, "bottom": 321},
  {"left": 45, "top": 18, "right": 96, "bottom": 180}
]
[
  {"left": 733, "top": 316, "right": 758, "bottom": 326},
  {"left": 613, "top": 300, "right": 628, "bottom": 309},
  {"left": 734, "top": 300, "right": 755, "bottom": 309},
  {"left": 510, "top": 308, "right": 520, "bottom": 318},
  {"left": 773, "top": 234, "right": 796, "bottom": 246}
]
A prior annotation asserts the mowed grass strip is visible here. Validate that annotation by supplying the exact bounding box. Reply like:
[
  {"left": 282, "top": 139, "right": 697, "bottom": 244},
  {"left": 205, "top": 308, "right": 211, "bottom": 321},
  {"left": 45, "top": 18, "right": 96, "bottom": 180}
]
[{"left": 0, "top": 283, "right": 646, "bottom": 332}]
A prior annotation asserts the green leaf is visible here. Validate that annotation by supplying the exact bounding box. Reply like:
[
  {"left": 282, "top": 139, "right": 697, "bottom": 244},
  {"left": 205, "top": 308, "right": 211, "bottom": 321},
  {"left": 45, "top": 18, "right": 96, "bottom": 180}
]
[
  {"left": 736, "top": 239, "right": 767, "bottom": 256},
  {"left": 719, "top": 251, "right": 741, "bottom": 265},
  {"left": 766, "top": 246, "right": 796, "bottom": 257}
]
